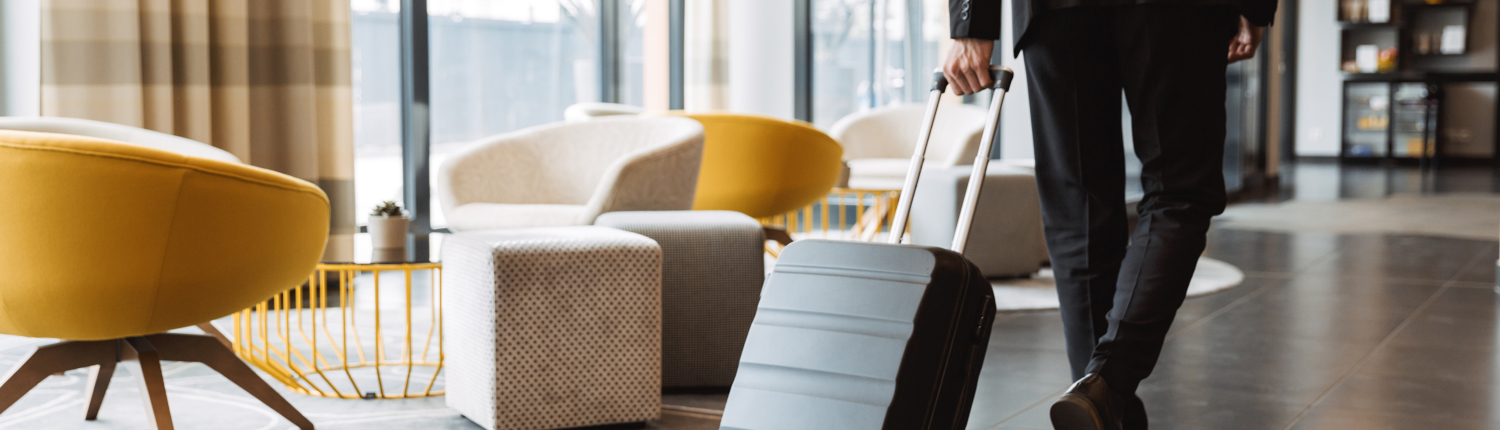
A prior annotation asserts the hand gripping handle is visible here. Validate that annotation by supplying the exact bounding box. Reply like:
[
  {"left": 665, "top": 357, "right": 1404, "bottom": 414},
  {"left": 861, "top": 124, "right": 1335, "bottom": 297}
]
[{"left": 888, "top": 65, "right": 1015, "bottom": 255}]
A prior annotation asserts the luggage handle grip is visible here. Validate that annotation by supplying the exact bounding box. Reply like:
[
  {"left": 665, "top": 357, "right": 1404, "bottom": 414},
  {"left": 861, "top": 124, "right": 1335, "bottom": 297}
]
[
  {"left": 887, "top": 66, "right": 1014, "bottom": 255},
  {"left": 932, "top": 68, "right": 1013, "bottom": 93}
]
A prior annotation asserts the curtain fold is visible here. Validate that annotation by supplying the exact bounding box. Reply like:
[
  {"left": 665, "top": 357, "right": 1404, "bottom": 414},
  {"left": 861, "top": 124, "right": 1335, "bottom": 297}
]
[
  {"left": 683, "top": 0, "right": 729, "bottom": 112},
  {"left": 41, "top": 0, "right": 355, "bottom": 261}
]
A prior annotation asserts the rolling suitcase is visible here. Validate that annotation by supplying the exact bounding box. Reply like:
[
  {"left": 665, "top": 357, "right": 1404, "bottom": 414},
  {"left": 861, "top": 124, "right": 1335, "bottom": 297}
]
[{"left": 720, "top": 66, "right": 1016, "bottom": 430}]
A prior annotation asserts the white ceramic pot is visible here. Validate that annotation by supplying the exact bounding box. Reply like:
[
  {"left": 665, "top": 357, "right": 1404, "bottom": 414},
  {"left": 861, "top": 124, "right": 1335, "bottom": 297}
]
[{"left": 368, "top": 215, "right": 409, "bottom": 253}]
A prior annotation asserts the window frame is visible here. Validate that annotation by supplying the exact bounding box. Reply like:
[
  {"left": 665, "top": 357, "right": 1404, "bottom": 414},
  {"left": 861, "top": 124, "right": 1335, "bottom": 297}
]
[{"left": 388, "top": 0, "right": 684, "bottom": 260}]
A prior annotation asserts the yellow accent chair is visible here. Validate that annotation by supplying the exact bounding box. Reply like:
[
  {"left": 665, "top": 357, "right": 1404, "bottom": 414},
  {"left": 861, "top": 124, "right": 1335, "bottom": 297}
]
[
  {"left": 0, "top": 123, "right": 325, "bottom": 429},
  {"left": 671, "top": 113, "right": 844, "bottom": 220}
]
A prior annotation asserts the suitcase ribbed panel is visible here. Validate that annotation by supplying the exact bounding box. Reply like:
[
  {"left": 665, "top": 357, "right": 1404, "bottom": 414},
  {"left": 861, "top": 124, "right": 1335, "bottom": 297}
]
[{"left": 722, "top": 240, "right": 938, "bottom": 430}]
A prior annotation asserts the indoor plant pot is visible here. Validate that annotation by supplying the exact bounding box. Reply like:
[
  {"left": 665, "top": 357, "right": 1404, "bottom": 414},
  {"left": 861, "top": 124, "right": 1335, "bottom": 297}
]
[{"left": 368, "top": 201, "right": 408, "bottom": 262}]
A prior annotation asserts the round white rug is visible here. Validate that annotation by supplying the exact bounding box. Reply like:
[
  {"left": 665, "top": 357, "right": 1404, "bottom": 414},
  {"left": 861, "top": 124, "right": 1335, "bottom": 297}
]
[{"left": 990, "top": 257, "right": 1244, "bottom": 312}]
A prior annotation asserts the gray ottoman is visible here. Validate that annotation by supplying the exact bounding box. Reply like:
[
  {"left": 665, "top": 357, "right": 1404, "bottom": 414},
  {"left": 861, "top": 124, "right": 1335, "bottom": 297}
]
[
  {"left": 442, "top": 226, "right": 662, "bottom": 430},
  {"left": 595, "top": 210, "right": 764, "bottom": 390},
  {"left": 910, "top": 165, "right": 1048, "bottom": 278}
]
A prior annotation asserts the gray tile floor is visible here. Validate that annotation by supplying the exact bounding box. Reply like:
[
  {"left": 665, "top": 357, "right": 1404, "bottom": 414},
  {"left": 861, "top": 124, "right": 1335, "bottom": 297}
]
[
  {"left": 660, "top": 162, "right": 1500, "bottom": 430},
  {"left": 654, "top": 229, "right": 1499, "bottom": 430}
]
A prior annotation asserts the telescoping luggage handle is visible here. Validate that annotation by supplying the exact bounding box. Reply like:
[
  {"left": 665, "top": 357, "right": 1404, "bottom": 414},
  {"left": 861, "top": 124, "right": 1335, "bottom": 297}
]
[{"left": 887, "top": 65, "right": 1015, "bottom": 255}]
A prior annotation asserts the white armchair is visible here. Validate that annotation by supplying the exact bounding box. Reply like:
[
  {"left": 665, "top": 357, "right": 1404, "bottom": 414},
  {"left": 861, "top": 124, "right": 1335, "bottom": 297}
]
[
  {"left": 828, "top": 103, "right": 989, "bottom": 189},
  {"left": 563, "top": 102, "right": 645, "bottom": 122},
  {"left": 0, "top": 116, "right": 241, "bottom": 164},
  {"left": 437, "top": 116, "right": 705, "bottom": 232}
]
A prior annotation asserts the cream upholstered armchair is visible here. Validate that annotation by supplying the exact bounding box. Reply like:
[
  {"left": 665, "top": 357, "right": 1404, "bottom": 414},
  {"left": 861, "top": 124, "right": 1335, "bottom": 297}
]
[
  {"left": 437, "top": 116, "right": 705, "bottom": 232},
  {"left": 563, "top": 102, "right": 645, "bottom": 121},
  {"left": 828, "top": 103, "right": 989, "bottom": 189}
]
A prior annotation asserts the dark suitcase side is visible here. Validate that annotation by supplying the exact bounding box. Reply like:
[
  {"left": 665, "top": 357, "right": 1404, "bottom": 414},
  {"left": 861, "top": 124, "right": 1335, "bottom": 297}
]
[{"left": 719, "top": 239, "right": 993, "bottom": 430}]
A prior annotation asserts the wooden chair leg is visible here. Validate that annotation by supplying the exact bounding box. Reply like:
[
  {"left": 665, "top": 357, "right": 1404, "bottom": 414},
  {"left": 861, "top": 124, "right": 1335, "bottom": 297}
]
[
  {"left": 763, "top": 227, "right": 794, "bottom": 246},
  {"left": 147, "top": 333, "right": 314, "bottom": 430},
  {"left": 123, "top": 337, "right": 173, "bottom": 430},
  {"left": 82, "top": 361, "right": 117, "bottom": 420},
  {"left": 196, "top": 323, "right": 233, "bottom": 350},
  {"left": 0, "top": 340, "right": 116, "bottom": 416}
]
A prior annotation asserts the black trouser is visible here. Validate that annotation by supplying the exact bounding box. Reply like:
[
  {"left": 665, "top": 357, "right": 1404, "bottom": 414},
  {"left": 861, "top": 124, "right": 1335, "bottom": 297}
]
[{"left": 1021, "top": 4, "right": 1238, "bottom": 395}]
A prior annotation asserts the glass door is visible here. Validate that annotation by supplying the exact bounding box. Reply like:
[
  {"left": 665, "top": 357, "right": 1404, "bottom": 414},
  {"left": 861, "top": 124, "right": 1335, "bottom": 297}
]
[
  {"left": 1390, "top": 82, "right": 1436, "bottom": 158},
  {"left": 1343, "top": 82, "right": 1391, "bottom": 158}
]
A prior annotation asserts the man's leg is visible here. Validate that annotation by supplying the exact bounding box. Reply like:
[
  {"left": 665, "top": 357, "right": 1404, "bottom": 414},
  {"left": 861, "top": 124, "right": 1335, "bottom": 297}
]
[
  {"left": 1086, "top": 4, "right": 1240, "bottom": 395},
  {"left": 1020, "top": 7, "right": 1130, "bottom": 381}
]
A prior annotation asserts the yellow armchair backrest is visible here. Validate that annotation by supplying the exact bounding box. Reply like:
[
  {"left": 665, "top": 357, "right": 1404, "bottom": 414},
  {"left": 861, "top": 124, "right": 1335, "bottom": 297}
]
[
  {"left": 0, "top": 131, "right": 329, "bottom": 340},
  {"left": 672, "top": 113, "right": 843, "bottom": 219}
]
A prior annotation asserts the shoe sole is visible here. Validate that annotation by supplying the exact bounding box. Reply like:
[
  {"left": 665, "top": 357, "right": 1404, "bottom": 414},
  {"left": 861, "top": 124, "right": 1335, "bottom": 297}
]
[{"left": 1050, "top": 394, "right": 1106, "bottom": 430}]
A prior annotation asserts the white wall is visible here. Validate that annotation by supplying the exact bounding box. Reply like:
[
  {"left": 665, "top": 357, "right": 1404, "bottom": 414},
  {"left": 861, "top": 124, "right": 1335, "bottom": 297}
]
[
  {"left": 1294, "top": 0, "right": 1343, "bottom": 156},
  {"left": 0, "top": 0, "right": 40, "bottom": 117},
  {"left": 996, "top": 0, "right": 1034, "bottom": 160},
  {"left": 727, "top": 0, "right": 795, "bottom": 120}
]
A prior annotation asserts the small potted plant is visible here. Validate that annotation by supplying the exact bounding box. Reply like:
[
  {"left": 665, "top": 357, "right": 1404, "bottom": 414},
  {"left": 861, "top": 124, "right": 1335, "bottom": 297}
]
[{"left": 368, "top": 201, "right": 408, "bottom": 262}]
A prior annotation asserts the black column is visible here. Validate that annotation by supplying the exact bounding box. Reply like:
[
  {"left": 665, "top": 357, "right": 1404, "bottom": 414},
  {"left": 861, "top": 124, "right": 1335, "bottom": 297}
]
[
  {"left": 794, "top": 0, "right": 813, "bottom": 122},
  {"left": 400, "top": 0, "right": 431, "bottom": 262}
]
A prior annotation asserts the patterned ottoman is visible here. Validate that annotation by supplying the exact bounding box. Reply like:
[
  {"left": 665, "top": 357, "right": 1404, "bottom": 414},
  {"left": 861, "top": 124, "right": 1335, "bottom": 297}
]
[
  {"left": 442, "top": 226, "right": 662, "bottom": 430},
  {"left": 594, "top": 211, "right": 764, "bottom": 390}
]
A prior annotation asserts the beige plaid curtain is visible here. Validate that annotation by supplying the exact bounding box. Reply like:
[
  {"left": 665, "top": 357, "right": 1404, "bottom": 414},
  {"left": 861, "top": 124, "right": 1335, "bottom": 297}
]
[
  {"left": 40, "top": 0, "right": 355, "bottom": 261},
  {"left": 683, "top": 0, "right": 729, "bottom": 111}
]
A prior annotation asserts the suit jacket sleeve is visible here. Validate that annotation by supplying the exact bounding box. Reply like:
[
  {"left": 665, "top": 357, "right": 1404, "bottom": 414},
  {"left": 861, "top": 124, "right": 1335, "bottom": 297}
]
[
  {"left": 1240, "top": 0, "right": 1277, "bottom": 27},
  {"left": 950, "top": 0, "right": 1002, "bottom": 40}
]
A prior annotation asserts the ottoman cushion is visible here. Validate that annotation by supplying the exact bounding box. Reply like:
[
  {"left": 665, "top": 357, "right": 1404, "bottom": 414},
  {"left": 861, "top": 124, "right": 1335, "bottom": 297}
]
[
  {"left": 443, "top": 226, "right": 662, "bottom": 430},
  {"left": 594, "top": 210, "right": 765, "bottom": 389},
  {"left": 909, "top": 165, "right": 1047, "bottom": 278}
]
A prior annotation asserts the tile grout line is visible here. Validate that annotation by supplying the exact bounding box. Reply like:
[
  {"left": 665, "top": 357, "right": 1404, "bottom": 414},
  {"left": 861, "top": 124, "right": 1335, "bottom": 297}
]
[
  {"left": 1162, "top": 244, "right": 1340, "bottom": 343},
  {"left": 1275, "top": 246, "right": 1494, "bottom": 429},
  {"left": 1276, "top": 280, "right": 1457, "bottom": 430},
  {"left": 982, "top": 250, "right": 1310, "bottom": 429}
]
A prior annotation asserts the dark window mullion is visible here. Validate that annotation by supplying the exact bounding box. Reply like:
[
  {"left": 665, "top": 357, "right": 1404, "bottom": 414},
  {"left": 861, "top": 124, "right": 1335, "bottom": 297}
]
[
  {"left": 399, "top": 0, "right": 431, "bottom": 261},
  {"left": 795, "top": 0, "right": 812, "bottom": 122}
]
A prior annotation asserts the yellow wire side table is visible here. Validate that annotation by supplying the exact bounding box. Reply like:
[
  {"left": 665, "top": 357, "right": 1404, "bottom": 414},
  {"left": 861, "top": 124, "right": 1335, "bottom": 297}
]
[
  {"left": 232, "top": 261, "right": 444, "bottom": 399},
  {"left": 760, "top": 187, "right": 904, "bottom": 256}
]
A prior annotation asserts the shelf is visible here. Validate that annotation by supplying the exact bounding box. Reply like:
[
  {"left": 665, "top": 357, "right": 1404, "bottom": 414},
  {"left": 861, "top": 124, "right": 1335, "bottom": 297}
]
[
  {"left": 1343, "top": 72, "right": 1425, "bottom": 82},
  {"left": 1403, "top": 1, "right": 1475, "bottom": 9},
  {"left": 1340, "top": 21, "right": 1399, "bottom": 29}
]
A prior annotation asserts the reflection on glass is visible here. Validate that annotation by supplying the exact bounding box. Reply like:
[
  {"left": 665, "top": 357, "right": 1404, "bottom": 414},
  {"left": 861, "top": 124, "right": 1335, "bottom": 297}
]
[
  {"left": 351, "top": 0, "right": 645, "bottom": 228},
  {"left": 1224, "top": 52, "right": 1262, "bottom": 193},
  {"left": 352, "top": 1, "right": 402, "bottom": 226},
  {"left": 1391, "top": 83, "right": 1435, "bottom": 158},
  {"left": 1344, "top": 82, "right": 1390, "bottom": 157},
  {"left": 618, "top": 0, "right": 648, "bottom": 107},
  {"left": 811, "top": 0, "right": 944, "bottom": 129}
]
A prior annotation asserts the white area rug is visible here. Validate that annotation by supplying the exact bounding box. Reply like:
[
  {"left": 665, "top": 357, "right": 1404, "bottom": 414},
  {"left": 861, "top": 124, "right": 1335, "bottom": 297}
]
[
  {"left": 990, "top": 257, "right": 1245, "bottom": 312},
  {"left": 1218, "top": 193, "right": 1500, "bottom": 241}
]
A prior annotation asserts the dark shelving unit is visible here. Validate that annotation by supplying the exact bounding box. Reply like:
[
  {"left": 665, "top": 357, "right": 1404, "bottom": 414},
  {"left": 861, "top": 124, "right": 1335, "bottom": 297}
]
[{"left": 1337, "top": 0, "right": 1498, "bottom": 164}]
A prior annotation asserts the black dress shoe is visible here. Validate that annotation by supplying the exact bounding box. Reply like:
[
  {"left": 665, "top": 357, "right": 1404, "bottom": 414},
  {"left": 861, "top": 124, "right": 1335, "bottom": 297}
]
[{"left": 1049, "top": 373, "right": 1124, "bottom": 430}]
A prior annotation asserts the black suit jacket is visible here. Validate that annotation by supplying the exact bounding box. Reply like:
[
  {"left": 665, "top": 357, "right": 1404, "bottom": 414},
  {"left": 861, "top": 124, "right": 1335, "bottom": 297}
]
[{"left": 950, "top": 0, "right": 1278, "bottom": 54}]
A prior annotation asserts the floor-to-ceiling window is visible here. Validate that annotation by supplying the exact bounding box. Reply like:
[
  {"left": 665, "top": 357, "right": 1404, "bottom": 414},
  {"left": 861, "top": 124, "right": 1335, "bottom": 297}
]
[
  {"left": 810, "top": 0, "right": 945, "bottom": 129},
  {"left": 351, "top": 0, "right": 647, "bottom": 229},
  {"left": 351, "top": 0, "right": 403, "bottom": 228}
]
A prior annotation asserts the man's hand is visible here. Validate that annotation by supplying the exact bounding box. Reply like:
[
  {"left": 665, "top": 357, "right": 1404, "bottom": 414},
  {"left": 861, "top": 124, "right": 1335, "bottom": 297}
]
[
  {"left": 944, "top": 38, "right": 995, "bottom": 95},
  {"left": 1228, "top": 16, "right": 1263, "bottom": 63}
]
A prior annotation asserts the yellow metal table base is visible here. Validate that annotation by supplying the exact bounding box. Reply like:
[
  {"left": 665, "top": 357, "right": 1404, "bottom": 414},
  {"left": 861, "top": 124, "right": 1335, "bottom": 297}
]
[
  {"left": 232, "top": 262, "right": 444, "bottom": 399},
  {"left": 761, "top": 188, "right": 904, "bottom": 256}
]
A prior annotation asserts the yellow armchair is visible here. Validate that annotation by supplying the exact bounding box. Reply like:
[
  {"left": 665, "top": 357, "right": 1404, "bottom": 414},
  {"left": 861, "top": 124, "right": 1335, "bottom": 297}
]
[
  {"left": 0, "top": 129, "right": 324, "bottom": 429},
  {"left": 671, "top": 113, "right": 844, "bottom": 219}
]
